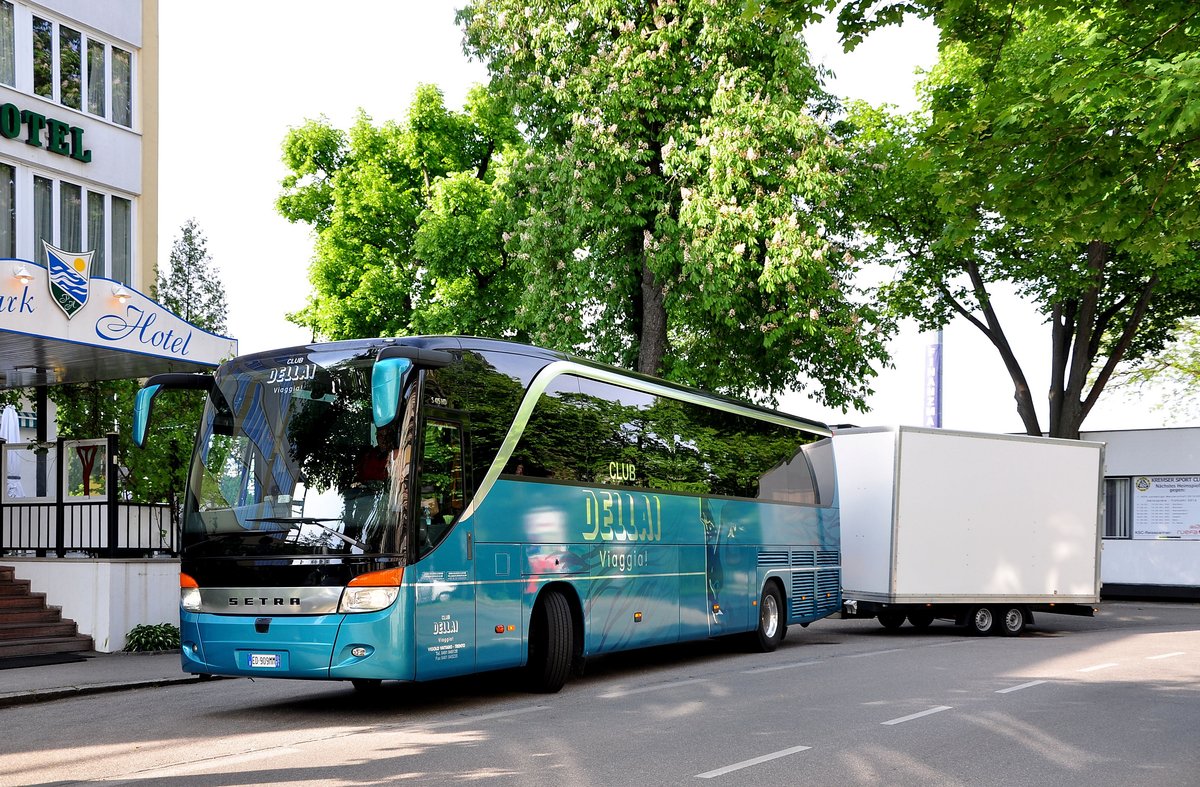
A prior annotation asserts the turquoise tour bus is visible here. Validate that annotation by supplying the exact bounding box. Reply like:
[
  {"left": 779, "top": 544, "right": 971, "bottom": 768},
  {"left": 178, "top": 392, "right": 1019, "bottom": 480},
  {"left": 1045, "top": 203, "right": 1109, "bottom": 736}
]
[{"left": 134, "top": 337, "right": 841, "bottom": 692}]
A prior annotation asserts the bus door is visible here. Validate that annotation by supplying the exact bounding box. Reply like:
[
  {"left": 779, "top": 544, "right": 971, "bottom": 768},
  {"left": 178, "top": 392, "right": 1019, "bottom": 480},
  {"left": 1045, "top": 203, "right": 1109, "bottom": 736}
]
[{"left": 412, "top": 416, "right": 477, "bottom": 679}]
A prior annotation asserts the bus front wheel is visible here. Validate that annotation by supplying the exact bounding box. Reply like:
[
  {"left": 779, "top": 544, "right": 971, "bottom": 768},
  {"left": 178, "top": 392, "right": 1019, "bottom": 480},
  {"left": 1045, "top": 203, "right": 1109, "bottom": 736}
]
[
  {"left": 526, "top": 590, "right": 573, "bottom": 693},
  {"left": 749, "top": 583, "right": 786, "bottom": 652}
]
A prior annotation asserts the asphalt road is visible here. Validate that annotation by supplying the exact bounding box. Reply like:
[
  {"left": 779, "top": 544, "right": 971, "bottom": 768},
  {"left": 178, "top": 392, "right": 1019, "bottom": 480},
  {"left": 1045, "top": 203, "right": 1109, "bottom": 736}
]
[{"left": 1, "top": 601, "right": 1197, "bottom": 786}]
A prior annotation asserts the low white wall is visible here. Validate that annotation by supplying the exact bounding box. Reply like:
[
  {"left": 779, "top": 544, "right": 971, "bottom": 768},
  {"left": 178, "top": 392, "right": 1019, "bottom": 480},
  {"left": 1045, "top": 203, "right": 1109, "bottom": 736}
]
[
  {"left": 1102, "top": 539, "right": 1200, "bottom": 588},
  {"left": 6, "top": 559, "right": 179, "bottom": 652},
  {"left": 1083, "top": 427, "right": 1200, "bottom": 476}
]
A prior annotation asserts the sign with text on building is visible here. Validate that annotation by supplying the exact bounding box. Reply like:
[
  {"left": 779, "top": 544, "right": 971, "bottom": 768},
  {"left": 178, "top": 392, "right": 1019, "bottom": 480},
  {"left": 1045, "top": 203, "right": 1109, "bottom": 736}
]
[
  {"left": 0, "top": 258, "right": 236, "bottom": 376},
  {"left": 1132, "top": 475, "right": 1200, "bottom": 540}
]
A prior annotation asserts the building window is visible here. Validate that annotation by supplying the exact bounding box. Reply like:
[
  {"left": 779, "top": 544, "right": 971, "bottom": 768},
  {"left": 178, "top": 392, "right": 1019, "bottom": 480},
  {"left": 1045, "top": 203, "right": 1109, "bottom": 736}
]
[
  {"left": 32, "top": 16, "right": 51, "bottom": 99},
  {"left": 59, "top": 25, "right": 81, "bottom": 111},
  {"left": 0, "top": 2, "right": 14, "bottom": 87},
  {"left": 59, "top": 180, "right": 81, "bottom": 250},
  {"left": 86, "top": 39, "right": 104, "bottom": 117},
  {"left": 1104, "top": 477, "right": 1131, "bottom": 539},
  {"left": 10, "top": 167, "right": 132, "bottom": 280},
  {"left": 33, "top": 174, "right": 51, "bottom": 250},
  {"left": 111, "top": 47, "right": 131, "bottom": 128},
  {"left": 0, "top": 162, "right": 13, "bottom": 257},
  {"left": 111, "top": 195, "right": 130, "bottom": 283},
  {"left": 26, "top": 13, "right": 132, "bottom": 127},
  {"left": 87, "top": 191, "right": 104, "bottom": 277}
]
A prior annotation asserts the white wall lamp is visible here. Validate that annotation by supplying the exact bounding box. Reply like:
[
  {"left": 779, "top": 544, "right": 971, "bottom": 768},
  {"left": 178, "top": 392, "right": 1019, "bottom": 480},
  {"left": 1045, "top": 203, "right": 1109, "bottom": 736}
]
[
  {"left": 12, "top": 263, "right": 33, "bottom": 285},
  {"left": 112, "top": 284, "right": 132, "bottom": 305}
]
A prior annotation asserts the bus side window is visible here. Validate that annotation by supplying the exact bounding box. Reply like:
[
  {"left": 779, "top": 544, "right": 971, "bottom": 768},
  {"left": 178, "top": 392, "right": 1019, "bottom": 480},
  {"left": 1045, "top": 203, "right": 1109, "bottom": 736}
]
[{"left": 418, "top": 419, "right": 464, "bottom": 557}]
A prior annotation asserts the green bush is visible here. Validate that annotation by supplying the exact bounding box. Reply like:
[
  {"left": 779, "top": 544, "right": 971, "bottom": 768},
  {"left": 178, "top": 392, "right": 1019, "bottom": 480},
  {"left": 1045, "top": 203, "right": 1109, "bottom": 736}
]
[{"left": 124, "top": 623, "right": 181, "bottom": 652}]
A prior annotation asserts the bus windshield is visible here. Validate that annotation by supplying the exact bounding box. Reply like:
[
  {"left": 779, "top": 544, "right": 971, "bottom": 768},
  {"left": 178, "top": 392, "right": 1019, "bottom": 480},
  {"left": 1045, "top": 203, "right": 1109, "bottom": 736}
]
[{"left": 182, "top": 347, "right": 403, "bottom": 558}]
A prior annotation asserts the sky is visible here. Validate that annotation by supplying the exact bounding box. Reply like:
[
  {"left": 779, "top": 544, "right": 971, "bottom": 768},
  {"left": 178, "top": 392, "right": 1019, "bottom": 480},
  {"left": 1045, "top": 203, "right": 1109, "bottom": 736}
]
[{"left": 157, "top": 4, "right": 1184, "bottom": 436}]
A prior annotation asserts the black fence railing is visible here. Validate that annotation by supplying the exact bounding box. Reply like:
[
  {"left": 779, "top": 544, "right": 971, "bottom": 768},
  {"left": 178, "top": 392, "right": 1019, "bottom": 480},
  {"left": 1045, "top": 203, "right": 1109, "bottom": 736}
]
[{"left": 0, "top": 434, "right": 177, "bottom": 558}]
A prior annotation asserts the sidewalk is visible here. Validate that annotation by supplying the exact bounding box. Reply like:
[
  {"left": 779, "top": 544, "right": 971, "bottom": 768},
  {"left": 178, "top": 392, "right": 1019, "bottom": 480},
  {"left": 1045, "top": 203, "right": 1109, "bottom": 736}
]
[{"left": 0, "top": 651, "right": 200, "bottom": 708}]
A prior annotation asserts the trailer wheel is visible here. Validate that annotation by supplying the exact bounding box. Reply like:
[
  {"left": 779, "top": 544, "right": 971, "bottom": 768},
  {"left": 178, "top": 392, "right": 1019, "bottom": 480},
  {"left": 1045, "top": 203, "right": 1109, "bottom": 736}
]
[
  {"left": 877, "top": 612, "right": 906, "bottom": 630},
  {"left": 750, "top": 583, "right": 786, "bottom": 652},
  {"left": 526, "top": 590, "right": 573, "bottom": 693},
  {"left": 907, "top": 612, "right": 934, "bottom": 629},
  {"left": 1000, "top": 606, "right": 1026, "bottom": 637},
  {"left": 968, "top": 606, "right": 997, "bottom": 636}
]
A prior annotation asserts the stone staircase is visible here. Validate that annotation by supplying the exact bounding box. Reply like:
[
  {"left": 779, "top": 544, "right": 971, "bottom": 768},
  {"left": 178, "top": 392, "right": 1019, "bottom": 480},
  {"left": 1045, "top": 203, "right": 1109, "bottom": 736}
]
[{"left": 0, "top": 565, "right": 93, "bottom": 659}]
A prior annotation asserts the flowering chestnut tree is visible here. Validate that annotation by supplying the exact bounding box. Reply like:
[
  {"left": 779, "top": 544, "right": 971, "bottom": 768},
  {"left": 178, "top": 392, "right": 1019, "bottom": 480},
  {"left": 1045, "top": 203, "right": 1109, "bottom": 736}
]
[{"left": 460, "top": 0, "right": 891, "bottom": 406}]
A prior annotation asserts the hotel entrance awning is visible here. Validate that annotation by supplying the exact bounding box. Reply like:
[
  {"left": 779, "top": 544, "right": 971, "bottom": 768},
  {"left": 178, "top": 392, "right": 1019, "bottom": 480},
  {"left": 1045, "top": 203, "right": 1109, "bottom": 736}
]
[{"left": 0, "top": 260, "right": 237, "bottom": 389}]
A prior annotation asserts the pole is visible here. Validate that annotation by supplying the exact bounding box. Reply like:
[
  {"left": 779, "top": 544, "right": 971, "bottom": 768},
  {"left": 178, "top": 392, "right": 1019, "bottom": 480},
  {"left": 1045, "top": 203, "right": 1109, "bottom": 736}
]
[{"left": 924, "top": 329, "right": 944, "bottom": 428}]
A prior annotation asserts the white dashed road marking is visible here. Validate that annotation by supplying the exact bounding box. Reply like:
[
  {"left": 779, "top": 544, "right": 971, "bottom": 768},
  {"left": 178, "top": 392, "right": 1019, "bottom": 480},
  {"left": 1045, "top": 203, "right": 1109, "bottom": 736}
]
[
  {"left": 695, "top": 745, "right": 812, "bottom": 778},
  {"left": 996, "top": 679, "right": 1048, "bottom": 694},
  {"left": 881, "top": 705, "right": 953, "bottom": 726}
]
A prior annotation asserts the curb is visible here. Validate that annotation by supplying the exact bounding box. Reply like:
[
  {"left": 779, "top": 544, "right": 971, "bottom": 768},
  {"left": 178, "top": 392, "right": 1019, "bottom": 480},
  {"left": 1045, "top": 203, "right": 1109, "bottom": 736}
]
[{"left": 0, "top": 675, "right": 203, "bottom": 709}]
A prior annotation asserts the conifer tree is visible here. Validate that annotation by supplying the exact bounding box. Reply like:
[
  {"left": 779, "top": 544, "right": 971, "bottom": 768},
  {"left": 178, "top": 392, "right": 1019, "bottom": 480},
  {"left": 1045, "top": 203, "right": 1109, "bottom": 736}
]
[{"left": 155, "top": 218, "right": 228, "bottom": 334}]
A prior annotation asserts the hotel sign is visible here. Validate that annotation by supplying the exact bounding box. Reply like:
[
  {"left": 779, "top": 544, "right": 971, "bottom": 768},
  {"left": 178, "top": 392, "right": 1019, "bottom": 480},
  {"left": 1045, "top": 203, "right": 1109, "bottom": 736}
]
[
  {"left": 0, "top": 259, "right": 236, "bottom": 372},
  {"left": 0, "top": 101, "right": 92, "bottom": 163}
]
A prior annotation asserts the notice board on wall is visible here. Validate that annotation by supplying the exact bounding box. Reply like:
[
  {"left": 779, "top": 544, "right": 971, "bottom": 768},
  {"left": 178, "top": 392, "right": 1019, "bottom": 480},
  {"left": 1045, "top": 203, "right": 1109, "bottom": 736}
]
[{"left": 1132, "top": 476, "right": 1200, "bottom": 539}]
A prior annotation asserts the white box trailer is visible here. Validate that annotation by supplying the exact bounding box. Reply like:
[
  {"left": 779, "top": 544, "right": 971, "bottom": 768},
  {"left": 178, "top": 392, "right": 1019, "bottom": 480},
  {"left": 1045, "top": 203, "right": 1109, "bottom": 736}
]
[{"left": 835, "top": 426, "right": 1104, "bottom": 635}]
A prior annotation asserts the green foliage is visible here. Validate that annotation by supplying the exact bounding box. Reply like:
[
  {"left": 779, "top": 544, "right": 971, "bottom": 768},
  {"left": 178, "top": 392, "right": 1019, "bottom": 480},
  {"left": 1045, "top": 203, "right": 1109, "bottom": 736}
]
[
  {"left": 123, "top": 623, "right": 180, "bottom": 652},
  {"left": 829, "top": 3, "right": 1200, "bottom": 437},
  {"left": 459, "top": 0, "right": 891, "bottom": 407},
  {"left": 1110, "top": 317, "right": 1200, "bottom": 420},
  {"left": 277, "top": 84, "right": 524, "bottom": 341}
]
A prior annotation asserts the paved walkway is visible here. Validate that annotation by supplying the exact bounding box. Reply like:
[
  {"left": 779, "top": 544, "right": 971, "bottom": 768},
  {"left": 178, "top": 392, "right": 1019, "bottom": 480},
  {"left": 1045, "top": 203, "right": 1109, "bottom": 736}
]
[{"left": 0, "top": 651, "right": 198, "bottom": 707}]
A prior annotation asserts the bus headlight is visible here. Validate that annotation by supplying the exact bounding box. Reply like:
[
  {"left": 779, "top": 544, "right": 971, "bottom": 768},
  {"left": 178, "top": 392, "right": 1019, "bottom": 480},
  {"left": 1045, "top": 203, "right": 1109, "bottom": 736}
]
[
  {"left": 338, "top": 566, "right": 403, "bottom": 613},
  {"left": 180, "top": 573, "right": 201, "bottom": 611},
  {"left": 339, "top": 586, "right": 399, "bottom": 613},
  {"left": 181, "top": 587, "right": 201, "bottom": 611}
]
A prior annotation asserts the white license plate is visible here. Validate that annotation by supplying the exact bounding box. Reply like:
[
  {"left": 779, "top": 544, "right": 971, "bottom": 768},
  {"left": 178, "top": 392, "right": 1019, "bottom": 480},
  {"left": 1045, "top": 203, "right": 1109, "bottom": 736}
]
[{"left": 249, "top": 653, "right": 279, "bottom": 668}]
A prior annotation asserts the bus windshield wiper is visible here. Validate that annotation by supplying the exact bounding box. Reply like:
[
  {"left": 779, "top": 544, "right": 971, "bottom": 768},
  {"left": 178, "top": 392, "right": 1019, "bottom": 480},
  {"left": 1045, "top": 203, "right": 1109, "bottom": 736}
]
[{"left": 246, "top": 517, "right": 369, "bottom": 551}]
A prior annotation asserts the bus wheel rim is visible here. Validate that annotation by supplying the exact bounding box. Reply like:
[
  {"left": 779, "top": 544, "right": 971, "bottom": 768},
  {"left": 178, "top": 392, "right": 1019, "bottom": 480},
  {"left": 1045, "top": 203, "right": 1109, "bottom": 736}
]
[{"left": 763, "top": 593, "right": 779, "bottom": 638}]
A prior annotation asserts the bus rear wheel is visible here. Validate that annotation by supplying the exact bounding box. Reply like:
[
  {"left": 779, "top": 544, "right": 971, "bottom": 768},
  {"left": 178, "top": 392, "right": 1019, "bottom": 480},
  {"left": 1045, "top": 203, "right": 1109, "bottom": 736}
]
[
  {"left": 749, "top": 583, "right": 786, "bottom": 652},
  {"left": 526, "top": 590, "right": 573, "bottom": 693}
]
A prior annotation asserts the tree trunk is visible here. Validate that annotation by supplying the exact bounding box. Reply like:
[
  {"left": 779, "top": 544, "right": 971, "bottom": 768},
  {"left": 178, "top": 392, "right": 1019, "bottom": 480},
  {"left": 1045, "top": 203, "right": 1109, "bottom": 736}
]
[
  {"left": 637, "top": 260, "right": 667, "bottom": 376},
  {"left": 957, "top": 260, "right": 1042, "bottom": 435}
]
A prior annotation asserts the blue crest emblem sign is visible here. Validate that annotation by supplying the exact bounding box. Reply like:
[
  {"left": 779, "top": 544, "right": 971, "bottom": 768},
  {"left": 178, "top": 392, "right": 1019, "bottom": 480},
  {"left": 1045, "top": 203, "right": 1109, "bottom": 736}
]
[{"left": 44, "top": 240, "right": 94, "bottom": 319}]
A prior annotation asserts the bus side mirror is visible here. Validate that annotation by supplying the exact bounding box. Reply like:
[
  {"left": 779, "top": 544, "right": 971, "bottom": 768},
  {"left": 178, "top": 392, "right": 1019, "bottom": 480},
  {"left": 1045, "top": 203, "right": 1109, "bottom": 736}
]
[
  {"left": 132, "top": 384, "right": 161, "bottom": 448},
  {"left": 133, "top": 372, "right": 215, "bottom": 448},
  {"left": 372, "top": 357, "right": 413, "bottom": 429},
  {"left": 372, "top": 345, "right": 454, "bottom": 429}
]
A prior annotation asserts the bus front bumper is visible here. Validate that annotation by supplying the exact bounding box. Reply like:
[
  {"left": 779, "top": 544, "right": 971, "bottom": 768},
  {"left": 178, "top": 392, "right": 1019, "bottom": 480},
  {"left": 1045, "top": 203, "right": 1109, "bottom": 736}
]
[{"left": 181, "top": 609, "right": 412, "bottom": 681}]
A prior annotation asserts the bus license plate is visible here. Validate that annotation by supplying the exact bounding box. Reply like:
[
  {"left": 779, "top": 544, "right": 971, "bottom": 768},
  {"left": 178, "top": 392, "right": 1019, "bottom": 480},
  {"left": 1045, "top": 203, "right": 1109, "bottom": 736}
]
[{"left": 249, "top": 653, "right": 279, "bottom": 669}]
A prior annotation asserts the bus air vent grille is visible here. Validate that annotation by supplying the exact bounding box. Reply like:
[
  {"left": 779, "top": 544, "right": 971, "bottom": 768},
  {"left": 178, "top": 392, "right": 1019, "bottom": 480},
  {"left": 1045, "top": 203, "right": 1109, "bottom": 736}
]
[
  {"left": 791, "top": 550, "right": 815, "bottom": 567},
  {"left": 816, "top": 570, "right": 839, "bottom": 600},
  {"left": 816, "top": 550, "right": 839, "bottom": 566},
  {"left": 758, "top": 550, "right": 790, "bottom": 567},
  {"left": 791, "top": 572, "right": 816, "bottom": 617}
]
